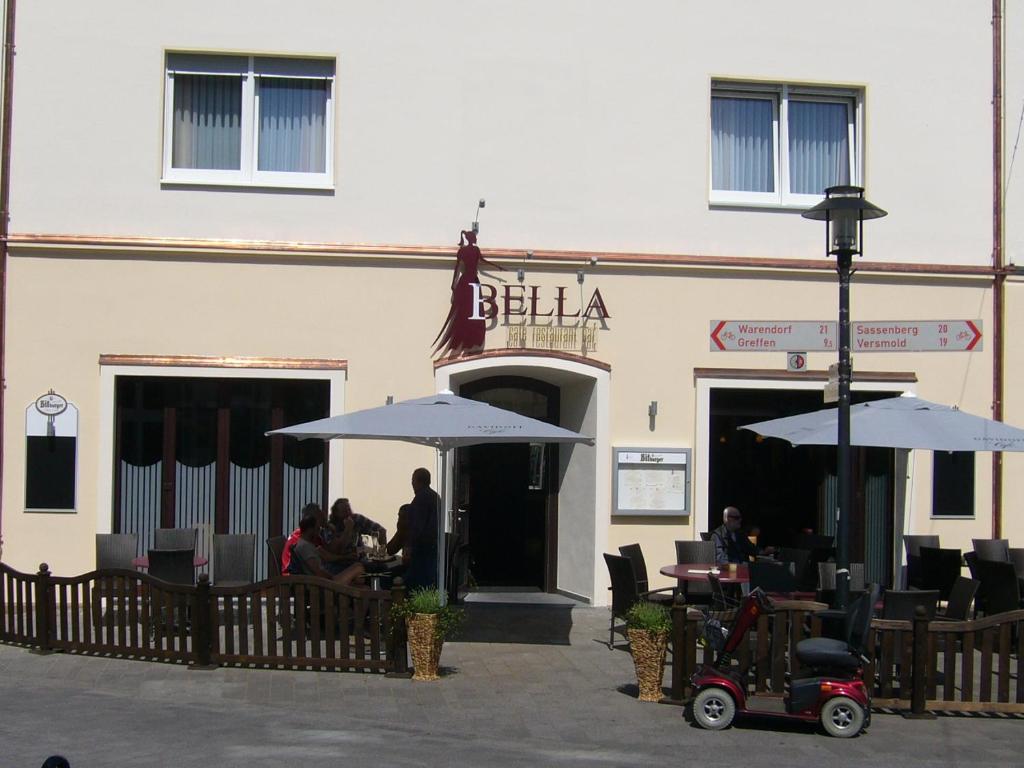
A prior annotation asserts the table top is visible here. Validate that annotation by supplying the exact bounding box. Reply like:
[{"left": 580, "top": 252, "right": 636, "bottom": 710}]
[
  {"left": 660, "top": 563, "right": 749, "bottom": 584},
  {"left": 131, "top": 555, "right": 208, "bottom": 569}
]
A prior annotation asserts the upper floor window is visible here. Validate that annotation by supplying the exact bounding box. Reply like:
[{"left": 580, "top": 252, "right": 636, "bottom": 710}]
[
  {"left": 710, "top": 82, "right": 860, "bottom": 207},
  {"left": 162, "top": 53, "right": 335, "bottom": 189}
]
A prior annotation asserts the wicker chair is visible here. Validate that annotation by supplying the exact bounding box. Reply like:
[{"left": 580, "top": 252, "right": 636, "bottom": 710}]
[
  {"left": 618, "top": 544, "right": 674, "bottom": 606},
  {"left": 604, "top": 553, "right": 641, "bottom": 649},
  {"left": 213, "top": 534, "right": 255, "bottom": 587},
  {"left": 882, "top": 589, "right": 939, "bottom": 621},
  {"left": 154, "top": 527, "right": 198, "bottom": 551},
  {"left": 972, "top": 538, "right": 1010, "bottom": 563},
  {"left": 919, "top": 546, "right": 962, "bottom": 601},
  {"left": 674, "top": 540, "right": 715, "bottom": 606},
  {"left": 267, "top": 535, "right": 287, "bottom": 576},
  {"left": 95, "top": 533, "right": 138, "bottom": 570},
  {"left": 903, "top": 535, "right": 939, "bottom": 589}
]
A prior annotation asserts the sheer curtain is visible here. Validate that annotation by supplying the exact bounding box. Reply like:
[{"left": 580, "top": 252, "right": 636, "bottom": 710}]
[
  {"left": 172, "top": 75, "right": 242, "bottom": 170},
  {"left": 711, "top": 96, "right": 774, "bottom": 192},
  {"left": 257, "top": 79, "right": 328, "bottom": 173},
  {"left": 788, "top": 100, "right": 850, "bottom": 195}
]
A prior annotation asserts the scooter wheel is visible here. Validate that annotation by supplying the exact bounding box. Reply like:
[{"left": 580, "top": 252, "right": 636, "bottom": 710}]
[
  {"left": 692, "top": 687, "right": 736, "bottom": 730},
  {"left": 820, "top": 696, "right": 866, "bottom": 738}
]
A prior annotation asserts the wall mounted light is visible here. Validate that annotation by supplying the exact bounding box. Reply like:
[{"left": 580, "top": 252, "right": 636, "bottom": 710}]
[{"left": 386, "top": 395, "right": 394, "bottom": 405}]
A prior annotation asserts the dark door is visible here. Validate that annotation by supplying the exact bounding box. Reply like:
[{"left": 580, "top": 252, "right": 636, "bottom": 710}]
[
  {"left": 455, "top": 377, "right": 560, "bottom": 591},
  {"left": 708, "top": 387, "right": 896, "bottom": 585}
]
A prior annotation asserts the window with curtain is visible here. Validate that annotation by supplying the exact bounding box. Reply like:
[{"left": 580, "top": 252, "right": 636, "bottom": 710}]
[
  {"left": 163, "top": 53, "right": 334, "bottom": 188},
  {"left": 710, "top": 83, "right": 858, "bottom": 206}
]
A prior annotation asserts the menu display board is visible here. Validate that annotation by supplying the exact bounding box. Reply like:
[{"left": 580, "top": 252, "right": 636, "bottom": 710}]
[{"left": 613, "top": 447, "right": 690, "bottom": 516}]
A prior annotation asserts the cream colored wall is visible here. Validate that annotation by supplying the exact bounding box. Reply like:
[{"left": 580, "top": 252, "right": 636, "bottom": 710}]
[
  {"left": 2, "top": 249, "right": 999, "bottom": 589},
  {"left": 10, "top": 0, "right": 991, "bottom": 265}
]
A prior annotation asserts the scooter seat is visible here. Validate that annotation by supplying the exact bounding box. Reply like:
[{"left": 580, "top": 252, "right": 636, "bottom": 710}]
[{"left": 795, "top": 637, "right": 860, "bottom": 670}]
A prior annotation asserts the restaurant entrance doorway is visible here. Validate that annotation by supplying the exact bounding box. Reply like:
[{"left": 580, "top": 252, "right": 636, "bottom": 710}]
[
  {"left": 455, "top": 377, "right": 560, "bottom": 591},
  {"left": 708, "top": 387, "right": 896, "bottom": 585}
]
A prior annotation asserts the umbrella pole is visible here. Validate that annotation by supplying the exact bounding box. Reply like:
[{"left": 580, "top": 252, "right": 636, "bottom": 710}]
[{"left": 437, "top": 448, "right": 448, "bottom": 605}]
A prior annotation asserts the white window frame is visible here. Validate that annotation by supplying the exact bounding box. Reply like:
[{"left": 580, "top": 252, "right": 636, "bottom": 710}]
[
  {"left": 162, "top": 54, "right": 335, "bottom": 190},
  {"left": 709, "top": 82, "right": 861, "bottom": 209}
]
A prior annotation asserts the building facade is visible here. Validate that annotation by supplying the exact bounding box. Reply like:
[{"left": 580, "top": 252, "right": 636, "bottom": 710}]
[{"left": 2, "top": 1, "right": 1022, "bottom": 603}]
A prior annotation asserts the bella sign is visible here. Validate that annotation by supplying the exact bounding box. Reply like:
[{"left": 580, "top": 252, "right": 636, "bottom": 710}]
[{"left": 470, "top": 283, "right": 610, "bottom": 322}]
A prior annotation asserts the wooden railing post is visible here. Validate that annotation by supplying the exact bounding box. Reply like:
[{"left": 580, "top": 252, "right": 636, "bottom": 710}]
[
  {"left": 663, "top": 593, "right": 689, "bottom": 704},
  {"left": 189, "top": 574, "right": 217, "bottom": 670},
  {"left": 904, "top": 605, "right": 935, "bottom": 719},
  {"left": 31, "top": 563, "right": 55, "bottom": 654},
  {"left": 385, "top": 577, "right": 410, "bottom": 678}
]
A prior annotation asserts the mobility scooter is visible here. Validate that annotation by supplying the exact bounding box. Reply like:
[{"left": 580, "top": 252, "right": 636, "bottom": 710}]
[{"left": 689, "top": 584, "right": 880, "bottom": 738}]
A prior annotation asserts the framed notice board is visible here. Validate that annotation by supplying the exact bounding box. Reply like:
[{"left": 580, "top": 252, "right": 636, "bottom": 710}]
[{"left": 612, "top": 447, "right": 690, "bottom": 516}]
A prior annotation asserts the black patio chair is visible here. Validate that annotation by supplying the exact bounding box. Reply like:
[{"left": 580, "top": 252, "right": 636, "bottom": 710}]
[
  {"left": 919, "top": 546, "right": 962, "bottom": 601},
  {"left": 974, "top": 559, "right": 1023, "bottom": 615},
  {"left": 972, "top": 538, "right": 1010, "bottom": 563},
  {"left": 882, "top": 589, "right": 939, "bottom": 621},
  {"left": 675, "top": 540, "right": 715, "bottom": 606},
  {"left": 935, "top": 577, "right": 979, "bottom": 621},
  {"left": 148, "top": 548, "right": 196, "bottom": 586},
  {"left": 618, "top": 544, "right": 674, "bottom": 607},
  {"left": 1009, "top": 548, "right": 1024, "bottom": 576},
  {"left": 816, "top": 561, "right": 866, "bottom": 605},
  {"left": 94, "top": 533, "right": 139, "bottom": 626},
  {"left": 213, "top": 533, "right": 255, "bottom": 587},
  {"left": 749, "top": 560, "right": 798, "bottom": 596},
  {"left": 267, "top": 535, "right": 287, "bottom": 576},
  {"left": 604, "top": 553, "right": 641, "bottom": 649},
  {"left": 777, "top": 547, "right": 813, "bottom": 591},
  {"left": 903, "top": 535, "right": 939, "bottom": 589},
  {"left": 147, "top": 548, "right": 196, "bottom": 635}
]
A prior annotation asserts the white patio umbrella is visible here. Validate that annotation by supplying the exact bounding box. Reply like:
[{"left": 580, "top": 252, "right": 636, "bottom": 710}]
[
  {"left": 739, "top": 394, "right": 1024, "bottom": 452},
  {"left": 268, "top": 392, "right": 594, "bottom": 598}
]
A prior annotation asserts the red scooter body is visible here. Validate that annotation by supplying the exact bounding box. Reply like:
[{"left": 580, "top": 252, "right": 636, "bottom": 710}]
[{"left": 689, "top": 588, "right": 874, "bottom": 737}]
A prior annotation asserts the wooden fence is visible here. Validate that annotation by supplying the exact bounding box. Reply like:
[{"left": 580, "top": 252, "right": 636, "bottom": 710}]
[
  {"left": 0, "top": 561, "right": 408, "bottom": 675},
  {"left": 667, "top": 597, "right": 1024, "bottom": 714}
]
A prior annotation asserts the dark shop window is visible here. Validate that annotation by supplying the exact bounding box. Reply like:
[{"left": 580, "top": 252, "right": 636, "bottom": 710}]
[{"left": 932, "top": 451, "right": 974, "bottom": 518}]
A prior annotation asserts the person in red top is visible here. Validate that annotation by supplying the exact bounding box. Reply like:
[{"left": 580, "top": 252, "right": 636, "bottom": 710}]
[{"left": 281, "top": 502, "right": 327, "bottom": 575}]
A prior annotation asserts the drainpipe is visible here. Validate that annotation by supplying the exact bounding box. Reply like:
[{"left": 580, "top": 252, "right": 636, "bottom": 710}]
[
  {"left": 991, "top": 0, "right": 1004, "bottom": 539},
  {"left": 0, "top": 0, "right": 16, "bottom": 538}
]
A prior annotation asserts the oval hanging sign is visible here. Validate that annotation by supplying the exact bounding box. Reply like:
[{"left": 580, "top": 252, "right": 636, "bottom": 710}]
[{"left": 35, "top": 391, "right": 68, "bottom": 417}]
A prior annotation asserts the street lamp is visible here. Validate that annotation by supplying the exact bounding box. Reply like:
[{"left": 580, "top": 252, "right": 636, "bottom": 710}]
[{"left": 802, "top": 185, "right": 887, "bottom": 608}]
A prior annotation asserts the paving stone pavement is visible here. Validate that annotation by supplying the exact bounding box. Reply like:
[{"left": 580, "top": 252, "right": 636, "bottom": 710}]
[{"left": 0, "top": 603, "right": 1019, "bottom": 767}]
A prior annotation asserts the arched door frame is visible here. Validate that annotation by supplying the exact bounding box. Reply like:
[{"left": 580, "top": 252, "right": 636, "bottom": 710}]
[{"left": 435, "top": 353, "right": 610, "bottom": 605}]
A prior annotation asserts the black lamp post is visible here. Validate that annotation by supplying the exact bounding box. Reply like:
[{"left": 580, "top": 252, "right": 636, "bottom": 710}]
[{"left": 802, "top": 185, "right": 887, "bottom": 609}]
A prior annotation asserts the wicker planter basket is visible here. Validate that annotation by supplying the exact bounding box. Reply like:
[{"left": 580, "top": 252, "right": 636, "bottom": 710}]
[
  {"left": 406, "top": 613, "right": 443, "bottom": 681},
  {"left": 628, "top": 628, "right": 668, "bottom": 702}
]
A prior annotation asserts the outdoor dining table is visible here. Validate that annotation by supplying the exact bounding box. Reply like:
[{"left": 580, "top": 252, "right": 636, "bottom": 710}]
[{"left": 659, "top": 562, "right": 749, "bottom": 584}]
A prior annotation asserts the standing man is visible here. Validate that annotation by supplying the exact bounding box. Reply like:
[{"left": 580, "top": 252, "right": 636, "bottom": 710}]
[
  {"left": 404, "top": 467, "right": 440, "bottom": 591},
  {"left": 711, "top": 506, "right": 774, "bottom": 565}
]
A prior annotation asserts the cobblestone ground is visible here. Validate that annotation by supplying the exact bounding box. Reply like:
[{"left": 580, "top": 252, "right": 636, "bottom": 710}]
[{"left": 0, "top": 604, "right": 1019, "bottom": 767}]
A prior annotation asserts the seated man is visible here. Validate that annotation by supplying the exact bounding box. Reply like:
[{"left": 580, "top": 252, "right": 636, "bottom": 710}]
[
  {"left": 326, "top": 498, "right": 386, "bottom": 554},
  {"left": 711, "top": 506, "right": 774, "bottom": 565},
  {"left": 289, "top": 513, "right": 364, "bottom": 586}
]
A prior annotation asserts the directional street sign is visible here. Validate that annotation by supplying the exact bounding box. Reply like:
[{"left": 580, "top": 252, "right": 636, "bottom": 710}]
[
  {"left": 710, "top": 320, "right": 982, "bottom": 353},
  {"left": 709, "top": 321, "right": 834, "bottom": 351}
]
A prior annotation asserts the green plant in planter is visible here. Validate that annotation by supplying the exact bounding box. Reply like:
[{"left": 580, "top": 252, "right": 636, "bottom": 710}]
[
  {"left": 391, "top": 587, "right": 465, "bottom": 640},
  {"left": 625, "top": 600, "right": 671, "bottom": 634}
]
